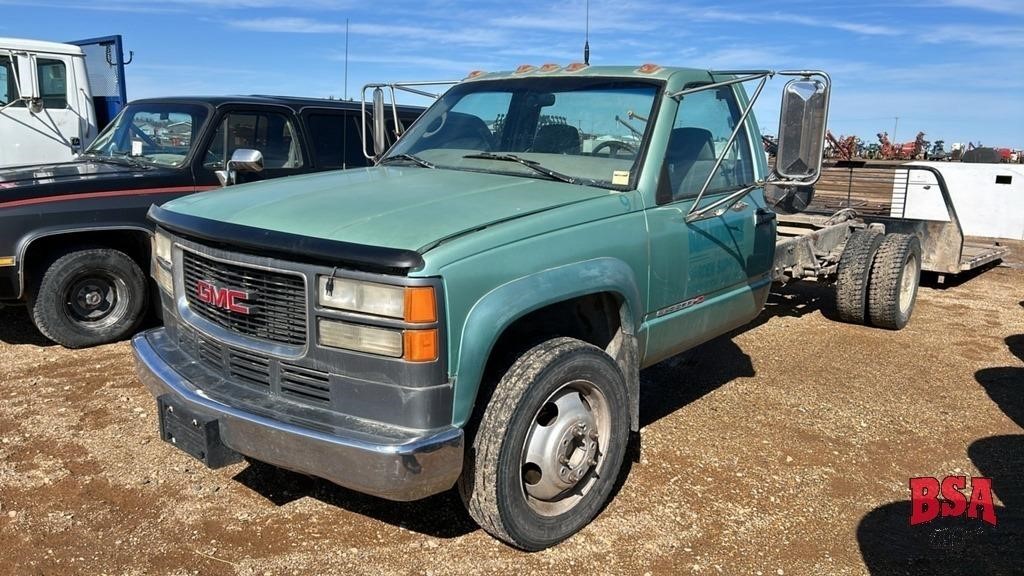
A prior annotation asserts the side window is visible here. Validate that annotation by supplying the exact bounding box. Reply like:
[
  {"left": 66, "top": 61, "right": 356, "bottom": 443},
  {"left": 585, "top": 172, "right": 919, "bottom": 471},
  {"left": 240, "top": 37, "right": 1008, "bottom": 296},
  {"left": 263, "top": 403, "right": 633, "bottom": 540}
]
[
  {"left": 0, "top": 56, "right": 12, "bottom": 105},
  {"left": 663, "top": 87, "right": 755, "bottom": 202},
  {"left": 36, "top": 59, "right": 67, "bottom": 109},
  {"left": 305, "top": 111, "right": 365, "bottom": 169},
  {"left": 204, "top": 111, "right": 304, "bottom": 169}
]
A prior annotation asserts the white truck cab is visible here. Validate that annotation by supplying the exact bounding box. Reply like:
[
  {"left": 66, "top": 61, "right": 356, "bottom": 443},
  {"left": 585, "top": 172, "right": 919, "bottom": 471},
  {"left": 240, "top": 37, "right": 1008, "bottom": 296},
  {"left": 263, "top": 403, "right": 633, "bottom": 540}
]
[{"left": 0, "top": 36, "right": 127, "bottom": 168}]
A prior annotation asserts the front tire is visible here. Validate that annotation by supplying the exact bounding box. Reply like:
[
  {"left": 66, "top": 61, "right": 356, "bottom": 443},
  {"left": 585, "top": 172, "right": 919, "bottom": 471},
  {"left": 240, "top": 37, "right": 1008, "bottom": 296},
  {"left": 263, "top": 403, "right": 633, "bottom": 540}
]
[
  {"left": 29, "top": 248, "right": 148, "bottom": 348},
  {"left": 459, "top": 337, "right": 630, "bottom": 550}
]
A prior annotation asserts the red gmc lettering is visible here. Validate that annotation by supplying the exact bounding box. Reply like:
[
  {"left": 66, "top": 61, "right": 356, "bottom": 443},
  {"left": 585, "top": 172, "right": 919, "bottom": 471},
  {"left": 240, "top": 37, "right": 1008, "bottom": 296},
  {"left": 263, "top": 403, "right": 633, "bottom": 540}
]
[{"left": 195, "top": 280, "right": 250, "bottom": 314}]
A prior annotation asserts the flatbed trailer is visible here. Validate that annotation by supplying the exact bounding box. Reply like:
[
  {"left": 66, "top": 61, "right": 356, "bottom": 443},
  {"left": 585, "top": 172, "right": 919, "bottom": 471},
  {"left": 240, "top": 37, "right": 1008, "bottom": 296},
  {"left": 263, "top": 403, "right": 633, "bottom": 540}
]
[{"left": 773, "top": 161, "right": 1008, "bottom": 285}]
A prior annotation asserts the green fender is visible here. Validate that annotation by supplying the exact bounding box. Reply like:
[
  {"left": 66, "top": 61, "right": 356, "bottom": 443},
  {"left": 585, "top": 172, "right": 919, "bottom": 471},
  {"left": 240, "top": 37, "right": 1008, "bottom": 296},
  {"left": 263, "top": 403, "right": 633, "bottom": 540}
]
[{"left": 450, "top": 256, "right": 643, "bottom": 428}]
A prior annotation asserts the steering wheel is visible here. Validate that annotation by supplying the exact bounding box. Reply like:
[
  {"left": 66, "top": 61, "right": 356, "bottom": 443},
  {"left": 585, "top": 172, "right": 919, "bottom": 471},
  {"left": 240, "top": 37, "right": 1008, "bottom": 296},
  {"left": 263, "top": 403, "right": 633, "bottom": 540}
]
[{"left": 592, "top": 140, "right": 636, "bottom": 158}]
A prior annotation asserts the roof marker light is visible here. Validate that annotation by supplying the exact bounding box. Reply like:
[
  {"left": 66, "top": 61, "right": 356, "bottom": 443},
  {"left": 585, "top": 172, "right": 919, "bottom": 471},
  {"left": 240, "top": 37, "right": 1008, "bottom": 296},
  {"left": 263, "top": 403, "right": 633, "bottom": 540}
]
[
  {"left": 637, "top": 63, "right": 662, "bottom": 74},
  {"left": 565, "top": 62, "right": 589, "bottom": 72},
  {"left": 538, "top": 63, "right": 561, "bottom": 73},
  {"left": 515, "top": 64, "right": 537, "bottom": 74},
  {"left": 465, "top": 70, "right": 486, "bottom": 79}
]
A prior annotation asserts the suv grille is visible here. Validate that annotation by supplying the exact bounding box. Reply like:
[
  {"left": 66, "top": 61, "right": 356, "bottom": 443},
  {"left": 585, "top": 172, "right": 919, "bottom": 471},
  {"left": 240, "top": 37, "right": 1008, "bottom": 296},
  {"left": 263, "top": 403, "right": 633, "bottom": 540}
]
[{"left": 182, "top": 250, "right": 307, "bottom": 346}]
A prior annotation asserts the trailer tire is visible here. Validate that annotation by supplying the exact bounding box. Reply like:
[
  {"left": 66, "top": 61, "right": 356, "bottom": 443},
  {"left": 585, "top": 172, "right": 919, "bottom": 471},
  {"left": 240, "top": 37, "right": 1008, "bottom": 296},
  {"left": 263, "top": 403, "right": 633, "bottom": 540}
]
[
  {"left": 867, "top": 233, "right": 922, "bottom": 330},
  {"left": 29, "top": 248, "right": 148, "bottom": 348},
  {"left": 458, "top": 337, "right": 629, "bottom": 551},
  {"left": 835, "top": 229, "right": 884, "bottom": 324}
]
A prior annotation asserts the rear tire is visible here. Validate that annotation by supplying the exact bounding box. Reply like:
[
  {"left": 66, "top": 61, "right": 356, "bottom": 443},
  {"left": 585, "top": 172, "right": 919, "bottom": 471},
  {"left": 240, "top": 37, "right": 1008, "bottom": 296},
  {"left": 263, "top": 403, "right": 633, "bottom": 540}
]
[
  {"left": 867, "top": 234, "right": 922, "bottom": 330},
  {"left": 29, "top": 248, "right": 148, "bottom": 348},
  {"left": 458, "top": 337, "right": 629, "bottom": 551},
  {"left": 835, "top": 229, "right": 884, "bottom": 324}
]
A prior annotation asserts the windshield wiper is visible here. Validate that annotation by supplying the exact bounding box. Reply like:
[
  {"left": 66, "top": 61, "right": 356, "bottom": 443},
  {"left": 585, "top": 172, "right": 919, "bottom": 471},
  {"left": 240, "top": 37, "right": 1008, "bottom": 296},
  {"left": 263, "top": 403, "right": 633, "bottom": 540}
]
[
  {"left": 82, "top": 153, "right": 150, "bottom": 169},
  {"left": 462, "top": 153, "right": 578, "bottom": 184},
  {"left": 379, "top": 153, "right": 436, "bottom": 169}
]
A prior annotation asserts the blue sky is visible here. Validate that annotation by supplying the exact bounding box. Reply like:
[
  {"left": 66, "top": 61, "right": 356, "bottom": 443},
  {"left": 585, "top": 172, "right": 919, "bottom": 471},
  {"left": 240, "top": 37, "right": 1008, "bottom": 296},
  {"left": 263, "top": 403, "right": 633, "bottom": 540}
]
[{"left": 2, "top": 0, "right": 1021, "bottom": 147}]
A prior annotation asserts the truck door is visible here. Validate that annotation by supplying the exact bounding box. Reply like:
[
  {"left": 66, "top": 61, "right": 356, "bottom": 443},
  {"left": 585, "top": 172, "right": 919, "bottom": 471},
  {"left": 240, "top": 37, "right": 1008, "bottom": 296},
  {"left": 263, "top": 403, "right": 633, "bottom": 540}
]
[
  {"left": 68, "top": 36, "right": 129, "bottom": 136},
  {"left": 643, "top": 85, "right": 773, "bottom": 364},
  {"left": 0, "top": 53, "right": 80, "bottom": 167},
  {"left": 196, "top": 107, "right": 312, "bottom": 185}
]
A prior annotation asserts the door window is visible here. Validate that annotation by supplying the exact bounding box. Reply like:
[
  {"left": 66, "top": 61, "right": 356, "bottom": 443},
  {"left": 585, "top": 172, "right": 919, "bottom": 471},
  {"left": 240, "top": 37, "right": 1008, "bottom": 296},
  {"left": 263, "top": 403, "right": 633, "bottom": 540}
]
[
  {"left": 0, "top": 56, "right": 13, "bottom": 105},
  {"left": 663, "top": 87, "right": 755, "bottom": 202},
  {"left": 305, "top": 111, "right": 364, "bottom": 169},
  {"left": 204, "top": 111, "right": 304, "bottom": 169},
  {"left": 36, "top": 59, "right": 67, "bottom": 108}
]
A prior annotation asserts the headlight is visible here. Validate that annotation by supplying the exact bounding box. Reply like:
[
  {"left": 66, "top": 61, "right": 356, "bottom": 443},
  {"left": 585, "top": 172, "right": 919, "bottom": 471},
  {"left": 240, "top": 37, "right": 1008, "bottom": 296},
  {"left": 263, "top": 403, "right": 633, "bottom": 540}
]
[
  {"left": 153, "top": 230, "right": 172, "bottom": 265},
  {"left": 317, "top": 276, "right": 436, "bottom": 323},
  {"left": 318, "top": 319, "right": 403, "bottom": 357}
]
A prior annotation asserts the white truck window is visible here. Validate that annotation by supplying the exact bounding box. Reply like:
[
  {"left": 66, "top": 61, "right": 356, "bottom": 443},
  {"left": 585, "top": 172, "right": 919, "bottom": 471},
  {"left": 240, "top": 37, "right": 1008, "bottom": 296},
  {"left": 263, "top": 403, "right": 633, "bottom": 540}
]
[
  {"left": 0, "top": 55, "right": 15, "bottom": 105},
  {"left": 36, "top": 58, "right": 68, "bottom": 109}
]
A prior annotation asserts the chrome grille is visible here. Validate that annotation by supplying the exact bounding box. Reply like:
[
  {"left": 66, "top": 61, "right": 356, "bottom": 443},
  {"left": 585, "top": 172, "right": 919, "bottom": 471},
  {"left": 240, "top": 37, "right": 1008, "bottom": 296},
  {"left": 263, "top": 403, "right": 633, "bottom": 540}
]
[{"left": 182, "top": 250, "right": 307, "bottom": 346}]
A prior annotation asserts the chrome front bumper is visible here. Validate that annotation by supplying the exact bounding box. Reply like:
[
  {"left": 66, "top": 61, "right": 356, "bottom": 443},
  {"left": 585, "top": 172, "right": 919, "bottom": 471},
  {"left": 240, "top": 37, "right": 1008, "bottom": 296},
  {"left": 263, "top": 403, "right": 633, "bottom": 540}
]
[{"left": 132, "top": 328, "right": 464, "bottom": 502}]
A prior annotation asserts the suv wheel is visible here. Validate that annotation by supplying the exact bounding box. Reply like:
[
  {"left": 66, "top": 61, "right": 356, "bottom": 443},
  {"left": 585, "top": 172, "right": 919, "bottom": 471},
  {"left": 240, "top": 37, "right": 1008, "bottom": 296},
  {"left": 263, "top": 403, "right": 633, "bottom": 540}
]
[{"left": 29, "top": 248, "right": 148, "bottom": 348}]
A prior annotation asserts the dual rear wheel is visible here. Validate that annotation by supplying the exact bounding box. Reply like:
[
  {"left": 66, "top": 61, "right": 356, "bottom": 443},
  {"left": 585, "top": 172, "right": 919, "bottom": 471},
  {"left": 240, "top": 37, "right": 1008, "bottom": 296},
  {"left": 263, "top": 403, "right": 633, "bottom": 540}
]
[{"left": 835, "top": 230, "right": 922, "bottom": 330}]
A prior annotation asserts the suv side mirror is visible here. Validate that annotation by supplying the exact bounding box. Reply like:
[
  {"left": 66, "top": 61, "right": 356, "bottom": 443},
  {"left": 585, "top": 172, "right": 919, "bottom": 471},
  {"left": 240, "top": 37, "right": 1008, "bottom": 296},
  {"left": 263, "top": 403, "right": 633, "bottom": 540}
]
[
  {"left": 776, "top": 77, "right": 829, "bottom": 183},
  {"left": 227, "top": 148, "right": 264, "bottom": 173},
  {"left": 216, "top": 148, "right": 263, "bottom": 186},
  {"left": 372, "top": 87, "right": 388, "bottom": 157}
]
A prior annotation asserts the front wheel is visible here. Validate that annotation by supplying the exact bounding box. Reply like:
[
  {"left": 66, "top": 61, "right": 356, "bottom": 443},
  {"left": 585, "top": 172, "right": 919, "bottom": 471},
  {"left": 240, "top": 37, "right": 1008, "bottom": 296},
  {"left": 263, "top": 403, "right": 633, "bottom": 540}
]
[
  {"left": 459, "top": 337, "right": 630, "bottom": 550},
  {"left": 29, "top": 248, "right": 148, "bottom": 348}
]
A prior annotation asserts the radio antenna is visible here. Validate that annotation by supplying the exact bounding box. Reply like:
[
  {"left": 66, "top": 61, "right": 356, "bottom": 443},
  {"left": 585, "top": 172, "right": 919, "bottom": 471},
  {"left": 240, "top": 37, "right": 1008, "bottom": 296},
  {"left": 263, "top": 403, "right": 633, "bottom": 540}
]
[
  {"left": 344, "top": 18, "right": 350, "bottom": 100},
  {"left": 583, "top": 0, "right": 591, "bottom": 64}
]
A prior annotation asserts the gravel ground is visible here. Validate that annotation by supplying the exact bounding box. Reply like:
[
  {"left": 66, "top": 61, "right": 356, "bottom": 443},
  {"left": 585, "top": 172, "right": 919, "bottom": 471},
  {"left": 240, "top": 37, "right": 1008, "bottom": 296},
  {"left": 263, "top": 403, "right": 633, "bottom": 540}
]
[{"left": 0, "top": 266, "right": 1021, "bottom": 576}]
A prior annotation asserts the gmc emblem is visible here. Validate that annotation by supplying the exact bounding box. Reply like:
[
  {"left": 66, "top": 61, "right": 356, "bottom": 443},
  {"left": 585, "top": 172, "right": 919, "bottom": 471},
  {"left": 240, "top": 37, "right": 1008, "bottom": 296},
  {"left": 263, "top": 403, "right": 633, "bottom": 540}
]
[{"left": 195, "top": 279, "right": 250, "bottom": 314}]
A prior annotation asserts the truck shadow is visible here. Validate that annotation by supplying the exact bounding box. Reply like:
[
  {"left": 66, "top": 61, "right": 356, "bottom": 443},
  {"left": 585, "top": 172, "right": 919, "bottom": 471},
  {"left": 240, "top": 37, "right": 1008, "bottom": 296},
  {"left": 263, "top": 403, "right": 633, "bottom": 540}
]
[
  {"left": 232, "top": 460, "right": 478, "bottom": 538},
  {"left": 856, "top": 334, "right": 1024, "bottom": 575},
  {"left": 920, "top": 260, "right": 1002, "bottom": 289},
  {"left": 0, "top": 306, "right": 54, "bottom": 347}
]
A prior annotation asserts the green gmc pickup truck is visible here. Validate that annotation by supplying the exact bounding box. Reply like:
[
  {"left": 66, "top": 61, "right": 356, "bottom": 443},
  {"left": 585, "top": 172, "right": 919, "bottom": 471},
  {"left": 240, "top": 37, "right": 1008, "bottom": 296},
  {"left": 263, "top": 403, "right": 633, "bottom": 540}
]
[{"left": 133, "top": 64, "right": 906, "bottom": 550}]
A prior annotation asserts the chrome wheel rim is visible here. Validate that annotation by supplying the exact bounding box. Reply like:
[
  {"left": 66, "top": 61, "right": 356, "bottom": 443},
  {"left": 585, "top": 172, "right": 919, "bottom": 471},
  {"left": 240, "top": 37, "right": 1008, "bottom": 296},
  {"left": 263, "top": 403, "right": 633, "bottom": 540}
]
[
  {"left": 520, "top": 379, "right": 610, "bottom": 516},
  {"left": 899, "top": 253, "right": 919, "bottom": 315}
]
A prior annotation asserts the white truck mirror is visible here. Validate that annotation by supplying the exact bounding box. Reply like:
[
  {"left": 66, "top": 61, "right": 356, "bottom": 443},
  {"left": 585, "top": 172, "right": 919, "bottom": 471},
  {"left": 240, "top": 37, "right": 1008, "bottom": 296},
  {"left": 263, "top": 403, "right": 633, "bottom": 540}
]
[
  {"left": 776, "top": 76, "right": 829, "bottom": 184},
  {"left": 16, "top": 54, "right": 40, "bottom": 102}
]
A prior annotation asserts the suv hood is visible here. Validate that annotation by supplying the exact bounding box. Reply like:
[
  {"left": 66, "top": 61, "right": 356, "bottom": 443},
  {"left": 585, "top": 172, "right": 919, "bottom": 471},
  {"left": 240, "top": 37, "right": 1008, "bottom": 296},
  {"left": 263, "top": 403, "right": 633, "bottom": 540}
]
[{"left": 161, "top": 166, "right": 612, "bottom": 252}]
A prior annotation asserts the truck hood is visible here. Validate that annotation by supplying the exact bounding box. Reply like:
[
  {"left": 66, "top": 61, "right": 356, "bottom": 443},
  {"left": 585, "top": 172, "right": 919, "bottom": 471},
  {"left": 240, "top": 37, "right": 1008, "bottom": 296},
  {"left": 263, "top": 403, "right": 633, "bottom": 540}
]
[
  {"left": 0, "top": 157, "right": 177, "bottom": 206},
  {"left": 161, "top": 166, "right": 612, "bottom": 252}
]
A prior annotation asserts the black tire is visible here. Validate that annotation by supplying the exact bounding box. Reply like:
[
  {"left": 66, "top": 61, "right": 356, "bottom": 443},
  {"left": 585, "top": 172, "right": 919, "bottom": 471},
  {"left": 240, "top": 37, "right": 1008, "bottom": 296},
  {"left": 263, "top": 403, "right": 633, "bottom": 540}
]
[
  {"left": 459, "top": 337, "right": 630, "bottom": 550},
  {"left": 867, "top": 234, "right": 922, "bottom": 330},
  {"left": 835, "top": 229, "right": 884, "bottom": 324},
  {"left": 29, "top": 248, "right": 148, "bottom": 348}
]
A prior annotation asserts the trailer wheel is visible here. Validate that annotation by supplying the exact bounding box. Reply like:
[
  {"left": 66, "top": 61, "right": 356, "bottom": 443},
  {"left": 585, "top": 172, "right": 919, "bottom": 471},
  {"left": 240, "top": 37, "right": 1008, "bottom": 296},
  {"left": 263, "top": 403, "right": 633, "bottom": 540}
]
[
  {"left": 29, "top": 248, "right": 148, "bottom": 348},
  {"left": 867, "top": 234, "right": 922, "bottom": 330},
  {"left": 458, "top": 337, "right": 629, "bottom": 551},
  {"left": 835, "top": 229, "right": 884, "bottom": 324}
]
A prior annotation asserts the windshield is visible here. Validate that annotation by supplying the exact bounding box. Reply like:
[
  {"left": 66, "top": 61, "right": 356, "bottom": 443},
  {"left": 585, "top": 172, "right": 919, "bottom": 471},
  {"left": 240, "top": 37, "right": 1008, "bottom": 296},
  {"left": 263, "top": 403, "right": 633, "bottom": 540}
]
[
  {"left": 385, "top": 77, "right": 661, "bottom": 188},
  {"left": 85, "top": 103, "right": 209, "bottom": 167}
]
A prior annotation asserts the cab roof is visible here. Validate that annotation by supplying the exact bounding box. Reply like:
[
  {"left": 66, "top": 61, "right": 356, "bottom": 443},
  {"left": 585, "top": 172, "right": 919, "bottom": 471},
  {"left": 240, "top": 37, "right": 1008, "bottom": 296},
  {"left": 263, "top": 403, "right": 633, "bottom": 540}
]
[
  {"left": 462, "top": 64, "right": 719, "bottom": 87},
  {"left": 0, "top": 37, "right": 84, "bottom": 56},
  {"left": 128, "top": 95, "right": 424, "bottom": 114}
]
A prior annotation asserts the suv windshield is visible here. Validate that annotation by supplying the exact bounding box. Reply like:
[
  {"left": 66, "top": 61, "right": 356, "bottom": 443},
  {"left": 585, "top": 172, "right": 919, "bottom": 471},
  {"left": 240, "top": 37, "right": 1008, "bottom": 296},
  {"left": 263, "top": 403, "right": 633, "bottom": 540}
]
[
  {"left": 85, "top": 103, "right": 209, "bottom": 167},
  {"left": 385, "top": 77, "right": 661, "bottom": 188}
]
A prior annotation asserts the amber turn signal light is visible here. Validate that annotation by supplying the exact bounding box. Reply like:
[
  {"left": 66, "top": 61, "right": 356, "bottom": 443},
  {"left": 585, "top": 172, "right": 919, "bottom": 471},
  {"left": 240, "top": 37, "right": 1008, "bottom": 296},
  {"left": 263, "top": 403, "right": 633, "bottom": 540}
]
[
  {"left": 403, "top": 329, "right": 438, "bottom": 362},
  {"left": 404, "top": 286, "right": 437, "bottom": 323}
]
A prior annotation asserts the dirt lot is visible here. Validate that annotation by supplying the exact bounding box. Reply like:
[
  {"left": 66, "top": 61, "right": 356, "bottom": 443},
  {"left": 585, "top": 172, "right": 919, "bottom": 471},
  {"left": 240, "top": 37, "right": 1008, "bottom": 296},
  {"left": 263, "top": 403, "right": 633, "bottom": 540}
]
[{"left": 1, "top": 266, "right": 1021, "bottom": 576}]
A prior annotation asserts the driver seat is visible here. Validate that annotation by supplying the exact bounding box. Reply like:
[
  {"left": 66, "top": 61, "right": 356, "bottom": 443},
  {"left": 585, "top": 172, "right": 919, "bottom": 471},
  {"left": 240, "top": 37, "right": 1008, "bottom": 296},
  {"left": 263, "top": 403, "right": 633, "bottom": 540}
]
[{"left": 532, "top": 124, "right": 581, "bottom": 154}]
